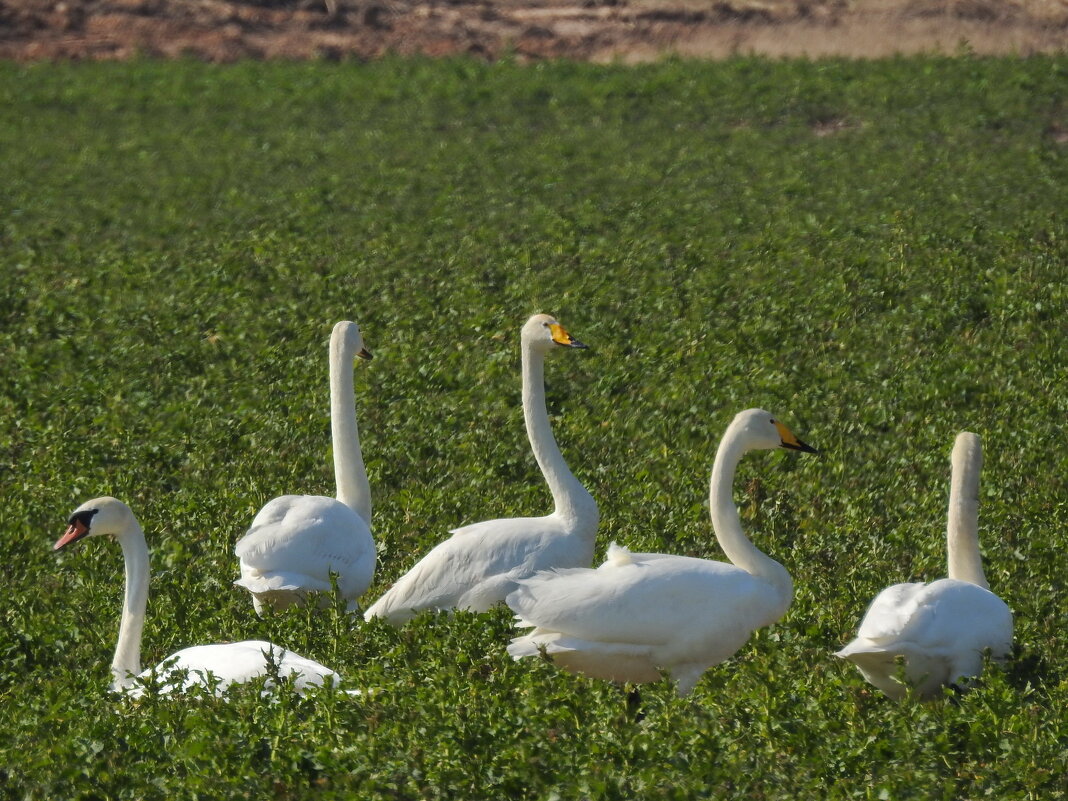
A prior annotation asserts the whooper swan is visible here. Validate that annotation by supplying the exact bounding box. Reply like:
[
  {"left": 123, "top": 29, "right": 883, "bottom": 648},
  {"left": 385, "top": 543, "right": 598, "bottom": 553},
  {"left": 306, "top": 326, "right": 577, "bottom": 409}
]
[
  {"left": 364, "top": 314, "right": 597, "bottom": 626},
  {"left": 506, "top": 408, "right": 817, "bottom": 696}
]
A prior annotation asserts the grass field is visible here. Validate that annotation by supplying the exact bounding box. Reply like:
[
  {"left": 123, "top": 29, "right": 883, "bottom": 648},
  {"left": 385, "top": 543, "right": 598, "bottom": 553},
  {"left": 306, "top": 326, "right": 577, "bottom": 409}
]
[{"left": 2, "top": 56, "right": 1068, "bottom": 799}]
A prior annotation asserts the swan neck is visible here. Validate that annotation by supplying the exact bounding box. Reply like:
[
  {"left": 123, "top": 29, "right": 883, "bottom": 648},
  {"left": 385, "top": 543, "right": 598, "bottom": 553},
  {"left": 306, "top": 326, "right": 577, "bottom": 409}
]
[
  {"left": 521, "top": 342, "right": 597, "bottom": 528},
  {"left": 331, "top": 333, "right": 371, "bottom": 526},
  {"left": 709, "top": 426, "right": 791, "bottom": 601},
  {"left": 112, "top": 522, "right": 149, "bottom": 691},
  {"left": 946, "top": 437, "right": 987, "bottom": 588}
]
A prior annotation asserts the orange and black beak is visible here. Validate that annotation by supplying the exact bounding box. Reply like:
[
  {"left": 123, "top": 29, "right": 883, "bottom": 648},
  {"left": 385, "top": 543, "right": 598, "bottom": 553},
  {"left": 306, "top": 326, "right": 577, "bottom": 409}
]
[
  {"left": 549, "top": 323, "right": 587, "bottom": 349},
  {"left": 54, "top": 510, "right": 96, "bottom": 551},
  {"left": 357, "top": 347, "right": 373, "bottom": 361},
  {"left": 774, "top": 421, "right": 818, "bottom": 455}
]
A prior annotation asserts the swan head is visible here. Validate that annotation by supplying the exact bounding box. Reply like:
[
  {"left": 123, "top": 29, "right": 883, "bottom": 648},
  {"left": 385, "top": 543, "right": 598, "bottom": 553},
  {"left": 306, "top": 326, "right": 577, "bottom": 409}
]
[
  {"left": 732, "top": 409, "right": 818, "bottom": 454},
  {"left": 54, "top": 496, "right": 136, "bottom": 551},
  {"left": 522, "top": 314, "right": 587, "bottom": 353},
  {"left": 332, "top": 320, "right": 373, "bottom": 361}
]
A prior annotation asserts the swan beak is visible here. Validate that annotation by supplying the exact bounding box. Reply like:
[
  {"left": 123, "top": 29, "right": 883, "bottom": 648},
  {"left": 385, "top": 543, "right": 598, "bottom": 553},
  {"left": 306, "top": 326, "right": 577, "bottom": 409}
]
[
  {"left": 774, "top": 421, "right": 818, "bottom": 454},
  {"left": 357, "top": 347, "right": 373, "bottom": 361},
  {"left": 54, "top": 519, "right": 90, "bottom": 551},
  {"left": 549, "top": 323, "right": 587, "bottom": 349}
]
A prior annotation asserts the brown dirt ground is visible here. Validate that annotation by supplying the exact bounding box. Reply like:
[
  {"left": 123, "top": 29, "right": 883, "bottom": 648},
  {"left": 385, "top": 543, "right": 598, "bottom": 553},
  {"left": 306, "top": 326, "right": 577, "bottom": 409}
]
[{"left": 1, "top": 0, "right": 1066, "bottom": 62}]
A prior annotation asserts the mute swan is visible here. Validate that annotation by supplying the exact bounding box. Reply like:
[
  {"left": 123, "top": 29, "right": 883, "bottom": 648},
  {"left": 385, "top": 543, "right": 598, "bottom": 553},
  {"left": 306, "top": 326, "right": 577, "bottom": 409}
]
[
  {"left": 506, "top": 409, "right": 817, "bottom": 697},
  {"left": 364, "top": 314, "right": 598, "bottom": 626},
  {"left": 235, "top": 320, "right": 376, "bottom": 614},
  {"left": 836, "top": 432, "right": 1012, "bottom": 700},
  {"left": 56, "top": 497, "right": 345, "bottom": 696}
]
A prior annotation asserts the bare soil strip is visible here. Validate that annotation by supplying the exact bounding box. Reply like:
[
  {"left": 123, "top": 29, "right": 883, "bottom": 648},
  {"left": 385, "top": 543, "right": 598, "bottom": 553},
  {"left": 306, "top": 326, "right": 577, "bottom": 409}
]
[{"left": 1, "top": 0, "right": 1066, "bottom": 62}]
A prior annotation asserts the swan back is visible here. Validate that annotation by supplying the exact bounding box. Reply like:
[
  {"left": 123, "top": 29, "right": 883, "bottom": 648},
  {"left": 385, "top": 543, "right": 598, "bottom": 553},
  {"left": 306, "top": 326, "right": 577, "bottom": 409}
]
[
  {"left": 236, "top": 494, "right": 376, "bottom": 606},
  {"left": 134, "top": 640, "right": 342, "bottom": 697}
]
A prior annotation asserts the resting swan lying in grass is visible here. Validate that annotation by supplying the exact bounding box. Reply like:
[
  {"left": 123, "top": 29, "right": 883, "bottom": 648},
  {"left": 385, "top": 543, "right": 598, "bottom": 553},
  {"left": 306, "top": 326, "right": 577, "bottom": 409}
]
[{"left": 58, "top": 497, "right": 346, "bottom": 697}]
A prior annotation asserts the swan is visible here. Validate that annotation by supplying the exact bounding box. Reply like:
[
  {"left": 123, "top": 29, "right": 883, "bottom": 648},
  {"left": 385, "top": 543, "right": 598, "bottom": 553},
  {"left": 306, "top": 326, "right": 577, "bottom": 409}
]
[
  {"left": 835, "top": 432, "right": 1013, "bottom": 700},
  {"left": 55, "top": 497, "right": 346, "bottom": 696},
  {"left": 235, "top": 320, "right": 376, "bottom": 614},
  {"left": 506, "top": 408, "right": 817, "bottom": 697},
  {"left": 363, "top": 313, "right": 598, "bottom": 626}
]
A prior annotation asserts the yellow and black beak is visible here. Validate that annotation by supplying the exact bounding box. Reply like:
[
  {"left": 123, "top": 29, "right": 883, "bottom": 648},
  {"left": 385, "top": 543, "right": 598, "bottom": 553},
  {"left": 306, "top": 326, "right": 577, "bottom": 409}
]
[
  {"left": 549, "top": 323, "right": 587, "bottom": 349},
  {"left": 774, "top": 421, "right": 818, "bottom": 454},
  {"left": 357, "top": 347, "right": 373, "bottom": 361}
]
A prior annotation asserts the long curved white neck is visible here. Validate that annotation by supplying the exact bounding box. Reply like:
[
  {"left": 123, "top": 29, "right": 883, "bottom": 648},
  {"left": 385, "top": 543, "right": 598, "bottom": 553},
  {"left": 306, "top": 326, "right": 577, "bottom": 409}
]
[
  {"left": 521, "top": 342, "right": 597, "bottom": 529},
  {"left": 111, "top": 523, "right": 149, "bottom": 692},
  {"left": 330, "top": 333, "right": 371, "bottom": 526},
  {"left": 946, "top": 433, "right": 987, "bottom": 588},
  {"left": 709, "top": 423, "right": 792, "bottom": 602}
]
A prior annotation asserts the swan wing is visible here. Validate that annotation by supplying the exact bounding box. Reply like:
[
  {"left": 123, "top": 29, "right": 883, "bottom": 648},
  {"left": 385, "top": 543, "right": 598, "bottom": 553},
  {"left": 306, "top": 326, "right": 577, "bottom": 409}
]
[
  {"left": 849, "top": 582, "right": 930, "bottom": 643},
  {"left": 848, "top": 580, "right": 1012, "bottom": 654},
  {"left": 235, "top": 495, "right": 375, "bottom": 598},
  {"left": 508, "top": 555, "right": 780, "bottom": 647},
  {"left": 364, "top": 516, "right": 587, "bottom": 624}
]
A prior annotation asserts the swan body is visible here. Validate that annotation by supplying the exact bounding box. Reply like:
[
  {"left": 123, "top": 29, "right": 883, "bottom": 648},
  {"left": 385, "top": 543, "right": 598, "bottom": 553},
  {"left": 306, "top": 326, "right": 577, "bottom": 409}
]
[
  {"left": 836, "top": 432, "right": 1013, "bottom": 700},
  {"left": 56, "top": 497, "right": 344, "bottom": 696},
  {"left": 236, "top": 320, "right": 375, "bottom": 614},
  {"left": 506, "top": 409, "right": 817, "bottom": 696},
  {"left": 364, "top": 314, "right": 597, "bottom": 626},
  {"left": 127, "top": 640, "right": 342, "bottom": 697}
]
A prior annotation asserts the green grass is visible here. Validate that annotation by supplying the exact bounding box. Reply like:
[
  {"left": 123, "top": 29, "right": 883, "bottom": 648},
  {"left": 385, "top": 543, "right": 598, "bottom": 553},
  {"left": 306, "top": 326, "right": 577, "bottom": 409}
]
[{"left": 2, "top": 55, "right": 1068, "bottom": 799}]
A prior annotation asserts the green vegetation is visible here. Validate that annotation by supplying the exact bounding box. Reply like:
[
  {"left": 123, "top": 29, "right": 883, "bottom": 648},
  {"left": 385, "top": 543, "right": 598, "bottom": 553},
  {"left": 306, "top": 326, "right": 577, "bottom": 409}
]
[{"left": 2, "top": 55, "right": 1067, "bottom": 799}]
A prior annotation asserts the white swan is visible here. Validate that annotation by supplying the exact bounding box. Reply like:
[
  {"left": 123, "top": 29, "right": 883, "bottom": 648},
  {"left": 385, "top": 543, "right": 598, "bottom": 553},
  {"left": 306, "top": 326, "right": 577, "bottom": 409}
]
[
  {"left": 836, "top": 432, "right": 1013, "bottom": 700},
  {"left": 55, "top": 497, "right": 345, "bottom": 696},
  {"left": 235, "top": 320, "right": 376, "bottom": 614},
  {"left": 364, "top": 314, "right": 598, "bottom": 626},
  {"left": 506, "top": 409, "right": 817, "bottom": 696}
]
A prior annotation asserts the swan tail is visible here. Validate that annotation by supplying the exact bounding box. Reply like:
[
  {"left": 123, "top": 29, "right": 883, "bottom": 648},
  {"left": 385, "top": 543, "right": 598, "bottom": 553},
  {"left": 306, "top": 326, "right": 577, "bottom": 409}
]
[
  {"left": 235, "top": 570, "right": 331, "bottom": 595},
  {"left": 604, "top": 541, "right": 633, "bottom": 567},
  {"left": 507, "top": 631, "right": 576, "bottom": 660},
  {"left": 363, "top": 593, "right": 419, "bottom": 626},
  {"left": 834, "top": 641, "right": 900, "bottom": 671}
]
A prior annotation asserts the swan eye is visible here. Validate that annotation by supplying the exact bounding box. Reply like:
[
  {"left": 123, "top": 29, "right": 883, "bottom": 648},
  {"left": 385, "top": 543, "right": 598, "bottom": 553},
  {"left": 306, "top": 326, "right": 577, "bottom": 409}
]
[{"left": 769, "top": 418, "right": 776, "bottom": 425}]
